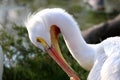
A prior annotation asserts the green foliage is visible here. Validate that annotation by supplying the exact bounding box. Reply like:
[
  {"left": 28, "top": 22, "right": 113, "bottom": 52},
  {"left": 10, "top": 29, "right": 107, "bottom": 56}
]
[
  {"left": 0, "top": 26, "right": 87, "bottom": 80},
  {"left": 0, "top": 25, "right": 88, "bottom": 80}
]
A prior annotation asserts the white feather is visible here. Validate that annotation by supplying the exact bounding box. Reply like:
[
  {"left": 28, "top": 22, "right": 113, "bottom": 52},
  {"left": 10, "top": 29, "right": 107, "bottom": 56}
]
[{"left": 25, "top": 8, "right": 120, "bottom": 80}]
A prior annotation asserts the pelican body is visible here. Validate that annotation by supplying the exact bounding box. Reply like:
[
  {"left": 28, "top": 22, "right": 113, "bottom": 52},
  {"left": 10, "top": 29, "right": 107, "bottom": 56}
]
[{"left": 25, "top": 8, "right": 120, "bottom": 80}]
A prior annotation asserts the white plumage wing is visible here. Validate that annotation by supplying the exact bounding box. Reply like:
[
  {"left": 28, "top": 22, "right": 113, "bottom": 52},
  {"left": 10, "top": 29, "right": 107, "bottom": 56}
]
[{"left": 101, "top": 54, "right": 120, "bottom": 80}]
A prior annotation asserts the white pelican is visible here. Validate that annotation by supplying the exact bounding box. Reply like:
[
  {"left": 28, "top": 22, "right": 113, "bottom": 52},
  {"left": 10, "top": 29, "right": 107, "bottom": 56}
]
[
  {"left": 25, "top": 8, "right": 120, "bottom": 80},
  {"left": 0, "top": 46, "right": 3, "bottom": 80}
]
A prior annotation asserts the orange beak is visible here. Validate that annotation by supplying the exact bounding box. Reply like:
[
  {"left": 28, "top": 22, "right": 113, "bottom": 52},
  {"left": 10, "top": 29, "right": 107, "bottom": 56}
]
[
  {"left": 36, "top": 25, "right": 80, "bottom": 80},
  {"left": 46, "top": 46, "right": 80, "bottom": 80}
]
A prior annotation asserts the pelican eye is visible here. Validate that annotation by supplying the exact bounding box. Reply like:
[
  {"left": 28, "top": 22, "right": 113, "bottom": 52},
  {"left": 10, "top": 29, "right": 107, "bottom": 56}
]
[{"left": 36, "top": 37, "right": 49, "bottom": 48}]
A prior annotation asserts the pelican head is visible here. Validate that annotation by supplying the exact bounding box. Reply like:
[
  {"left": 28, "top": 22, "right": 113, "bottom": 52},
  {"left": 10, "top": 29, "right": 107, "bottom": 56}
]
[
  {"left": 25, "top": 8, "right": 80, "bottom": 80},
  {"left": 25, "top": 15, "right": 50, "bottom": 50}
]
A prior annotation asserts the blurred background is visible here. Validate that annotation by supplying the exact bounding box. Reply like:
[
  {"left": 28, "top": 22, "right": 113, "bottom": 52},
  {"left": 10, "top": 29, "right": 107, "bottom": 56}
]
[{"left": 0, "top": 0, "right": 119, "bottom": 80}]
